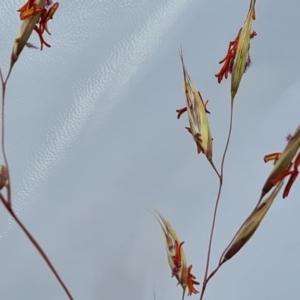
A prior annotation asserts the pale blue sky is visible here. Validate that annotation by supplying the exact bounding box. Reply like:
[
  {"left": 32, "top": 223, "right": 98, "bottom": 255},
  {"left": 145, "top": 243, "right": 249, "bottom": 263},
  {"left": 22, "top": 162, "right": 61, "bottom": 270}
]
[{"left": 0, "top": 0, "right": 300, "bottom": 299}]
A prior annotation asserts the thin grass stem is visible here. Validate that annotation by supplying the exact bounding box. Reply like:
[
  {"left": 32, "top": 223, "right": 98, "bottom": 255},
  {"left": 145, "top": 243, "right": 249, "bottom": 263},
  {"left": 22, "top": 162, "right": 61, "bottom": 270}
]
[{"left": 200, "top": 102, "right": 234, "bottom": 300}]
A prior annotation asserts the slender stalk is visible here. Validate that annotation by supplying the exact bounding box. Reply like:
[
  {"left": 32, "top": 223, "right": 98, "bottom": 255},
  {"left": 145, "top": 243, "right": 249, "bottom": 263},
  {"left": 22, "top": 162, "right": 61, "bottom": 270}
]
[
  {"left": 0, "top": 194, "right": 74, "bottom": 299},
  {"left": 0, "top": 67, "right": 12, "bottom": 206},
  {"left": 199, "top": 102, "right": 234, "bottom": 300},
  {"left": 204, "top": 261, "right": 224, "bottom": 285},
  {"left": 0, "top": 67, "right": 74, "bottom": 299}
]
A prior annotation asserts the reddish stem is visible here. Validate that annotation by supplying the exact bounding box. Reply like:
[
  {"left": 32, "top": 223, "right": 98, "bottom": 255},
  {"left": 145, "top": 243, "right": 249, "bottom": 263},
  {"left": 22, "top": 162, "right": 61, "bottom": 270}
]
[
  {"left": 0, "top": 67, "right": 73, "bottom": 299},
  {"left": 0, "top": 194, "right": 74, "bottom": 299},
  {"left": 200, "top": 102, "right": 234, "bottom": 300}
]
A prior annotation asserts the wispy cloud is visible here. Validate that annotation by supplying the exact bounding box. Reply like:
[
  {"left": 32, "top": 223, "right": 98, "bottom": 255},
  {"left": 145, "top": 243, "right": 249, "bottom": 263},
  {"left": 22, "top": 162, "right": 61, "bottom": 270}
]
[{"left": 0, "top": 0, "right": 192, "bottom": 237}]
